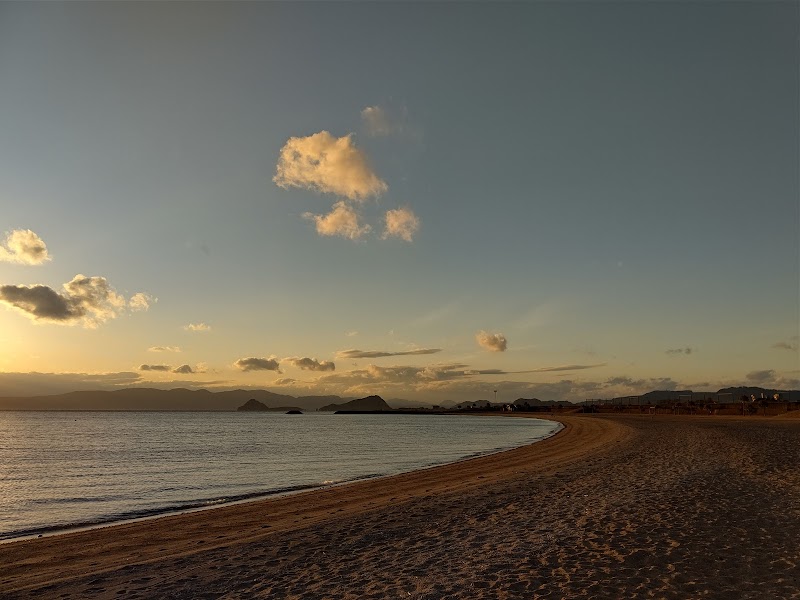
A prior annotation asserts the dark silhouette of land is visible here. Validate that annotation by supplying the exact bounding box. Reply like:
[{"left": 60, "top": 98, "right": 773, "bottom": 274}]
[
  {"left": 318, "top": 395, "right": 391, "bottom": 412},
  {"left": 0, "top": 386, "right": 796, "bottom": 412}
]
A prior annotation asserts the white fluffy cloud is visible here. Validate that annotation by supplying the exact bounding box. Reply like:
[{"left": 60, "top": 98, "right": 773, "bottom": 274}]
[
  {"left": 0, "top": 229, "right": 51, "bottom": 265},
  {"left": 0, "top": 275, "right": 141, "bottom": 328},
  {"left": 303, "top": 201, "right": 371, "bottom": 240},
  {"left": 172, "top": 364, "right": 195, "bottom": 374},
  {"left": 382, "top": 207, "right": 420, "bottom": 242},
  {"left": 129, "top": 292, "right": 154, "bottom": 311},
  {"left": 283, "top": 357, "right": 336, "bottom": 372},
  {"left": 139, "top": 364, "right": 171, "bottom": 372},
  {"left": 184, "top": 323, "right": 211, "bottom": 332},
  {"left": 476, "top": 331, "right": 508, "bottom": 352},
  {"left": 274, "top": 131, "right": 387, "bottom": 202},
  {"left": 148, "top": 346, "right": 182, "bottom": 353},
  {"left": 234, "top": 357, "right": 281, "bottom": 372}
]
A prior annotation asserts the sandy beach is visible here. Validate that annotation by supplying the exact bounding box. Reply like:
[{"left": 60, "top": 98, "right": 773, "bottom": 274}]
[{"left": 3, "top": 414, "right": 799, "bottom": 599}]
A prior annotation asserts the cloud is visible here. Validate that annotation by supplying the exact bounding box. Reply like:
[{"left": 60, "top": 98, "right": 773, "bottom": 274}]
[
  {"left": 746, "top": 369, "right": 775, "bottom": 383},
  {"left": 346, "top": 330, "right": 359, "bottom": 337},
  {"left": 273, "top": 378, "right": 298, "bottom": 386},
  {"left": 382, "top": 207, "right": 420, "bottom": 242},
  {"left": 283, "top": 357, "right": 336, "bottom": 372},
  {"left": 361, "top": 105, "right": 394, "bottom": 137},
  {"left": 0, "top": 371, "right": 142, "bottom": 397},
  {"left": 139, "top": 364, "right": 171, "bottom": 372},
  {"left": 184, "top": 323, "right": 211, "bottom": 332},
  {"left": 362, "top": 107, "right": 388, "bottom": 134},
  {"left": 604, "top": 375, "right": 680, "bottom": 392},
  {"left": 129, "top": 292, "right": 154, "bottom": 312},
  {"left": 461, "top": 364, "right": 605, "bottom": 376},
  {"left": 303, "top": 201, "right": 371, "bottom": 240},
  {"left": 773, "top": 340, "right": 799, "bottom": 351},
  {"left": 172, "top": 364, "right": 195, "bottom": 374},
  {"left": 0, "top": 275, "right": 134, "bottom": 327},
  {"left": 476, "top": 331, "right": 508, "bottom": 352},
  {"left": 0, "top": 229, "right": 51, "bottom": 265},
  {"left": 274, "top": 131, "right": 387, "bottom": 201},
  {"left": 336, "top": 348, "right": 442, "bottom": 359},
  {"left": 148, "top": 346, "right": 182, "bottom": 353},
  {"left": 666, "top": 347, "right": 693, "bottom": 355},
  {"left": 234, "top": 357, "right": 281, "bottom": 372},
  {"left": 530, "top": 364, "right": 606, "bottom": 372}
]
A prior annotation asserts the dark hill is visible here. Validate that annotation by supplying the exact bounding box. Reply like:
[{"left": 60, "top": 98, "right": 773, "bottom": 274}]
[
  {"left": 319, "top": 395, "right": 391, "bottom": 412},
  {"left": 238, "top": 399, "right": 269, "bottom": 411}
]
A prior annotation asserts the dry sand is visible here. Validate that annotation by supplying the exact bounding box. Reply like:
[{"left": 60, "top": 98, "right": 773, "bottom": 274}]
[{"left": 2, "top": 414, "right": 799, "bottom": 599}]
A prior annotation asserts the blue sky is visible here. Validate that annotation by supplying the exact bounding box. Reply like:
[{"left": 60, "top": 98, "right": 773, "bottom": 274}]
[{"left": 0, "top": 2, "right": 797, "bottom": 402}]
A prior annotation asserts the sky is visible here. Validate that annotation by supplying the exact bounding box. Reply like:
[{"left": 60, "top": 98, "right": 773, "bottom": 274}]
[{"left": 0, "top": 2, "right": 798, "bottom": 403}]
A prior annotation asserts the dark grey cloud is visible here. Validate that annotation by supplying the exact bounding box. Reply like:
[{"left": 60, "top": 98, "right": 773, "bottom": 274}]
[
  {"left": 0, "top": 284, "right": 76, "bottom": 321},
  {"left": 336, "top": 348, "right": 441, "bottom": 359},
  {"left": 773, "top": 340, "right": 799, "bottom": 351},
  {"left": 234, "top": 357, "right": 281, "bottom": 372},
  {"left": 746, "top": 369, "right": 775, "bottom": 383},
  {"left": 172, "top": 364, "right": 194, "bottom": 374},
  {"left": 283, "top": 357, "right": 335, "bottom": 372},
  {"left": 666, "top": 347, "right": 693, "bottom": 355},
  {"left": 0, "top": 275, "right": 147, "bottom": 327},
  {"left": 605, "top": 376, "right": 679, "bottom": 391},
  {"left": 530, "top": 364, "right": 606, "bottom": 373},
  {"left": 139, "top": 364, "right": 171, "bottom": 372}
]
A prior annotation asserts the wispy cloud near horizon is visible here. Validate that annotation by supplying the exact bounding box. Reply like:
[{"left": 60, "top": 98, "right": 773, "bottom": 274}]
[
  {"left": 234, "top": 357, "right": 281, "bottom": 372},
  {"left": 337, "top": 348, "right": 442, "bottom": 359},
  {"left": 283, "top": 357, "right": 336, "bottom": 372}
]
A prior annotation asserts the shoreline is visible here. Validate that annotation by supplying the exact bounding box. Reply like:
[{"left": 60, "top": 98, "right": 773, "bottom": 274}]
[
  {"left": 1, "top": 414, "right": 563, "bottom": 545},
  {"left": 0, "top": 415, "right": 625, "bottom": 595},
  {"left": 5, "top": 414, "right": 798, "bottom": 598}
]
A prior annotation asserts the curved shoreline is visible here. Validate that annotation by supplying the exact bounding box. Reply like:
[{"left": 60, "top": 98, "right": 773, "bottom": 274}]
[
  {"left": 0, "top": 415, "right": 629, "bottom": 594},
  {"left": 1, "top": 415, "right": 561, "bottom": 544}
]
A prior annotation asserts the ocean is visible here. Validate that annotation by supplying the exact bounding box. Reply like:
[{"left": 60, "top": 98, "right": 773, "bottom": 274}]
[{"left": 0, "top": 411, "right": 560, "bottom": 541}]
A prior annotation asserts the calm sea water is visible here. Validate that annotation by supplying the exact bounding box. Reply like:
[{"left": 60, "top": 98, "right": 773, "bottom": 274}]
[{"left": 0, "top": 411, "right": 560, "bottom": 541}]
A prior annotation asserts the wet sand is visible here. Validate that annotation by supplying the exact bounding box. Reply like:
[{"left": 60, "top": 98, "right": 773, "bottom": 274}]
[{"left": 2, "top": 414, "right": 799, "bottom": 599}]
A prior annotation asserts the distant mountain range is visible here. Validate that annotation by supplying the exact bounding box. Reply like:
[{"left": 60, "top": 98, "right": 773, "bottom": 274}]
[
  {"left": 0, "top": 388, "right": 352, "bottom": 412},
  {"left": 0, "top": 386, "right": 796, "bottom": 411}
]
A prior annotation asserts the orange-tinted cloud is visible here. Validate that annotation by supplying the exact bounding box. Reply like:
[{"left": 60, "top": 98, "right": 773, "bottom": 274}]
[
  {"left": 0, "top": 229, "right": 51, "bottom": 265},
  {"left": 0, "top": 275, "right": 146, "bottom": 328},
  {"left": 303, "top": 201, "right": 371, "bottom": 240},
  {"left": 274, "top": 131, "right": 387, "bottom": 201},
  {"left": 382, "top": 207, "right": 420, "bottom": 242},
  {"left": 476, "top": 331, "right": 508, "bottom": 352}
]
